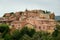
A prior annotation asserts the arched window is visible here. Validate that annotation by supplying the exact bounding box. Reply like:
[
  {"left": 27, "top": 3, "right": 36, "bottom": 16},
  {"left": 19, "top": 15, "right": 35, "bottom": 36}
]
[{"left": 39, "top": 26, "right": 41, "bottom": 29}]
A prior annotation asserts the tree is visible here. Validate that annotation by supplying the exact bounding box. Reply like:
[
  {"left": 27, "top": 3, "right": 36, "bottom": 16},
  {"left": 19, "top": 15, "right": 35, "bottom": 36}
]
[
  {"left": 19, "top": 27, "right": 35, "bottom": 39},
  {"left": 52, "top": 25, "right": 60, "bottom": 37},
  {"left": 26, "top": 28, "right": 36, "bottom": 37},
  {"left": 0, "top": 24, "right": 9, "bottom": 38},
  {"left": 32, "top": 32, "right": 41, "bottom": 40},
  {"left": 20, "top": 34, "right": 31, "bottom": 40},
  {"left": 12, "top": 29, "right": 20, "bottom": 40},
  {"left": 45, "top": 10, "right": 50, "bottom": 14},
  {"left": 11, "top": 27, "right": 30, "bottom": 40},
  {"left": 56, "top": 25, "right": 60, "bottom": 31},
  {"left": 4, "top": 34, "right": 13, "bottom": 40},
  {"left": 10, "top": 12, "right": 14, "bottom": 15},
  {"left": 0, "top": 24, "right": 9, "bottom": 33},
  {"left": 43, "top": 10, "right": 50, "bottom": 14},
  {"left": 39, "top": 31, "right": 51, "bottom": 40},
  {"left": 51, "top": 25, "right": 60, "bottom": 40}
]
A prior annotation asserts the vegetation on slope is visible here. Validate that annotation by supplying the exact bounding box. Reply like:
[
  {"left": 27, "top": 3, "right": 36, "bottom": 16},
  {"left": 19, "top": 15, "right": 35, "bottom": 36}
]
[{"left": 0, "top": 24, "right": 60, "bottom": 40}]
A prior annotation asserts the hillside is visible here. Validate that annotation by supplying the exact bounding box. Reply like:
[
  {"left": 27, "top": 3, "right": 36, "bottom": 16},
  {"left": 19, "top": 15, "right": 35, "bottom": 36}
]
[{"left": 55, "top": 16, "right": 60, "bottom": 21}]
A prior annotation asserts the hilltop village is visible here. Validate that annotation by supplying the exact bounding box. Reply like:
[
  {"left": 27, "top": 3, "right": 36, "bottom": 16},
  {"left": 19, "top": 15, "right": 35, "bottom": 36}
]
[{"left": 0, "top": 9, "right": 56, "bottom": 33}]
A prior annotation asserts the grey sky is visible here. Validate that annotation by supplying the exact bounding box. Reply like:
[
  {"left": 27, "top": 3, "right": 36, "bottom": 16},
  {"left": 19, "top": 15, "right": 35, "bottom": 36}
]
[{"left": 0, "top": 0, "right": 60, "bottom": 17}]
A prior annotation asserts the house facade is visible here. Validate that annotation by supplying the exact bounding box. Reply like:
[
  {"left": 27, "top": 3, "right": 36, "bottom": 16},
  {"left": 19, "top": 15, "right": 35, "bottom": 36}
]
[{"left": 0, "top": 9, "right": 56, "bottom": 33}]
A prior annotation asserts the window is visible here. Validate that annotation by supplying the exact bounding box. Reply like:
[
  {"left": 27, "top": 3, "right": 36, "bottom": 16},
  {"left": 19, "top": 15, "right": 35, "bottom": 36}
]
[
  {"left": 43, "top": 26, "right": 45, "bottom": 29},
  {"left": 12, "top": 25, "right": 14, "bottom": 27},
  {"left": 39, "top": 26, "right": 41, "bottom": 29}
]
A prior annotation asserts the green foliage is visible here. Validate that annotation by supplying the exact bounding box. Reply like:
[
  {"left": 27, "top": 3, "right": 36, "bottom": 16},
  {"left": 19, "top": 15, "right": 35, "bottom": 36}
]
[
  {"left": 4, "top": 34, "right": 13, "bottom": 40},
  {"left": 52, "top": 29, "right": 59, "bottom": 37},
  {"left": 43, "top": 11, "right": 45, "bottom": 13},
  {"left": 0, "top": 24, "right": 9, "bottom": 33},
  {"left": 12, "top": 29, "right": 20, "bottom": 40},
  {"left": 10, "top": 12, "right": 14, "bottom": 14},
  {"left": 28, "top": 29, "right": 36, "bottom": 37},
  {"left": 0, "top": 38, "right": 4, "bottom": 40},
  {"left": 52, "top": 25, "right": 60, "bottom": 37},
  {"left": 0, "top": 24, "right": 9, "bottom": 38},
  {"left": 32, "top": 32, "right": 41, "bottom": 40},
  {"left": 46, "top": 10, "right": 50, "bottom": 13},
  {"left": 57, "top": 20, "right": 60, "bottom": 22},
  {"left": 20, "top": 27, "right": 36, "bottom": 37},
  {"left": 0, "top": 25, "right": 60, "bottom": 40},
  {"left": 52, "top": 25, "right": 60, "bottom": 40},
  {"left": 3, "top": 15, "right": 6, "bottom": 17},
  {"left": 20, "top": 27, "right": 29, "bottom": 34},
  {"left": 11, "top": 27, "right": 36, "bottom": 40},
  {"left": 20, "top": 34, "right": 31, "bottom": 40},
  {"left": 56, "top": 25, "right": 60, "bottom": 30},
  {"left": 43, "top": 10, "right": 50, "bottom": 14}
]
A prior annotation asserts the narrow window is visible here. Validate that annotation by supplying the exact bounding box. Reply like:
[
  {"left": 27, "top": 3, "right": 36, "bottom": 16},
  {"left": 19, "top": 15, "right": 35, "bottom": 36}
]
[{"left": 39, "top": 26, "right": 41, "bottom": 29}]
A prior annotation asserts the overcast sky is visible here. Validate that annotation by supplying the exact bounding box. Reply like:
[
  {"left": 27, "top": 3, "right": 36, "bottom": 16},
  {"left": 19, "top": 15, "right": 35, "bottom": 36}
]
[{"left": 0, "top": 0, "right": 60, "bottom": 17}]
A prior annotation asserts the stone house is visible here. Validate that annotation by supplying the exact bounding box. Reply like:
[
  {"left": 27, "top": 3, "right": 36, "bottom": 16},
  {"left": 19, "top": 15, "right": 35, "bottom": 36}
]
[{"left": 0, "top": 9, "right": 56, "bottom": 33}]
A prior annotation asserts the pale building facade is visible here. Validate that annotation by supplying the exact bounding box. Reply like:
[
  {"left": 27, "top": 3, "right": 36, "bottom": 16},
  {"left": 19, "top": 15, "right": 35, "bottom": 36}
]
[
  {"left": 10, "top": 17, "right": 56, "bottom": 33},
  {"left": 0, "top": 9, "right": 56, "bottom": 33}
]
